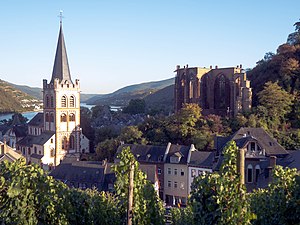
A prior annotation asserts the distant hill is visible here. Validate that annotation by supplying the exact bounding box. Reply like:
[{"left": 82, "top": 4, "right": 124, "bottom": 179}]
[
  {"left": 0, "top": 80, "right": 40, "bottom": 113},
  {"left": 85, "top": 77, "right": 174, "bottom": 105},
  {"left": 9, "top": 83, "right": 43, "bottom": 100}
]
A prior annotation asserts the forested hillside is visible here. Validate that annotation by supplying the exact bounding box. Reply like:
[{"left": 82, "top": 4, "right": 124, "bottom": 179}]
[{"left": 0, "top": 80, "right": 39, "bottom": 113}]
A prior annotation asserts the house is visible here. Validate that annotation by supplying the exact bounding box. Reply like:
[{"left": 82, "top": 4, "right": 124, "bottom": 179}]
[
  {"left": 0, "top": 141, "right": 24, "bottom": 163},
  {"left": 163, "top": 144, "right": 195, "bottom": 206},
  {"left": 215, "top": 127, "right": 289, "bottom": 191},
  {"left": 188, "top": 151, "right": 215, "bottom": 193}
]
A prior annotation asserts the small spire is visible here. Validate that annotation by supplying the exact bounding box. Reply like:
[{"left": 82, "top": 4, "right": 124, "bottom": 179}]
[
  {"left": 59, "top": 10, "right": 64, "bottom": 25},
  {"left": 51, "top": 11, "right": 73, "bottom": 84}
]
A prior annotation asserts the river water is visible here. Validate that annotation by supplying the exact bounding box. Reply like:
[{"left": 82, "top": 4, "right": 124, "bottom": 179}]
[{"left": 0, "top": 103, "right": 120, "bottom": 122}]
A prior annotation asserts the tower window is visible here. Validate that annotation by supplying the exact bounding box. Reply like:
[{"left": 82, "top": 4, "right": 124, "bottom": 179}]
[
  {"left": 45, "top": 113, "right": 49, "bottom": 122},
  {"left": 69, "top": 113, "right": 75, "bottom": 122},
  {"left": 46, "top": 95, "right": 50, "bottom": 107},
  {"left": 62, "top": 136, "right": 67, "bottom": 150},
  {"left": 60, "top": 113, "right": 67, "bottom": 122},
  {"left": 50, "top": 113, "right": 54, "bottom": 122},
  {"left": 70, "top": 96, "right": 75, "bottom": 107},
  {"left": 51, "top": 96, "right": 54, "bottom": 107},
  {"left": 61, "top": 96, "right": 67, "bottom": 107},
  {"left": 69, "top": 135, "right": 75, "bottom": 150}
]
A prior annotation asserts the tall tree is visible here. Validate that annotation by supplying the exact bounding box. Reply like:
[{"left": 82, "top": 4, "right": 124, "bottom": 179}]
[
  {"left": 113, "top": 147, "right": 165, "bottom": 225},
  {"left": 257, "top": 81, "right": 293, "bottom": 129}
]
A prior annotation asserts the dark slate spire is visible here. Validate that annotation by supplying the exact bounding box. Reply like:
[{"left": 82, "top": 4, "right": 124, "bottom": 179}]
[{"left": 51, "top": 22, "right": 73, "bottom": 84}]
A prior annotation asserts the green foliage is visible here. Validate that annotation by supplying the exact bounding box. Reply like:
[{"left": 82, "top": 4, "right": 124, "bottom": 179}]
[
  {"left": 0, "top": 159, "right": 120, "bottom": 225},
  {"left": 96, "top": 138, "right": 120, "bottom": 162},
  {"left": 189, "top": 141, "right": 252, "bottom": 225},
  {"left": 118, "top": 126, "right": 147, "bottom": 145},
  {"left": 123, "top": 99, "right": 146, "bottom": 115},
  {"left": 170, "top": 206, "right": 194, "bottom": 225},
  {"left": 257, "top": 81, "right": 293, "bottom": 129},
  {"left": 250, "top": 166, "right": 300, "bottom": 225},
  {"left": 113, "top": 147, "right": 165, "bottom": 225}
]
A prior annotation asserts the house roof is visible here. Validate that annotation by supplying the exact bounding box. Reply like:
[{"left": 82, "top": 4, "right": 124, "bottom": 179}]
[
  {"left": 281, "top": 150, "right": 300, "bottom": 170},
  {"left": 189, "top": 151, "right": 215, "bottom": 168},
  {"left": 17, "top": 131, "right": 55, "bottom": 147},
  {"left": 166, "top": 144, "right": 191, "bottom": 164},
  {"left": 28, "top": 113, "right": 44, "bottom": 127},
  {"left": 216, "top": 127, "right": 288, "bottom": 156},
  {"left": 116, "top": 144, "right": 166, "bottom": 163},
  {"left": 50, "top": 161, "right": 105, "bottom": 185},
  {"left": 30, "top": 153, "right": 43, "bottom": 160}
]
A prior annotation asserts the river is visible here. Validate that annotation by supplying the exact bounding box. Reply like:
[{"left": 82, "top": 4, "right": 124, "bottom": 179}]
[{"left": 0, "top": 103, "right": 121, "bottom": 122}]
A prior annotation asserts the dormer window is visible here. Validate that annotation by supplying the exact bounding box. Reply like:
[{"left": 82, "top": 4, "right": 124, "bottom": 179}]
[{"left": 146, "top": 154, "right": 151, "bottom": 161}]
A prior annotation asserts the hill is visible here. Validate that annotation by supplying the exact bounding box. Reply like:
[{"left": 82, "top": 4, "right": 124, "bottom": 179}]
[
  {"left": 85, "top": 77, "right": 174, "bottom": 105},
  {"left": 0, "top": 80, "right": 41, "bottom": 113}
]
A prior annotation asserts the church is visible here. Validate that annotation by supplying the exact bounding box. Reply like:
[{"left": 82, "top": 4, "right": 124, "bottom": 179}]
[
  {"left": 16, "top": 21, "right": 89, "bottom": 170},
  {"left": 174, "top": 64, "right": 252, "bottom": 117}
]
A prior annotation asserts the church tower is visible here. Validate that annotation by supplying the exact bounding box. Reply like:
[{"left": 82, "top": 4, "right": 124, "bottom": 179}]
[{"left": 43, "top": 21, "right": 83, "bottom": 165}]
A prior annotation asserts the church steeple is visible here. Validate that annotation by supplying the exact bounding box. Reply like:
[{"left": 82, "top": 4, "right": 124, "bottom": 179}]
[{"left": 51, "top": 22, "right": 73, "bottom": 84}]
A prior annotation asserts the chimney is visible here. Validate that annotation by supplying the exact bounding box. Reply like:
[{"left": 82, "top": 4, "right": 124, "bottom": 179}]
[
  {"left": 176, "top": 65, "right": 180, "bottom": 70},
  {"left": 240, "top": 64, "right": 242, "bottom": 69},
  {"left": 237, "top": 148, "right": 246, "bottom": 185},
  {"left": 163, "top": 142, "right": 171, "bottom": 162},
  {"left": 269, "top": 156, "right": 276, "bottom": 168},
  {"left": 210, "top": 65, "right": 212, "bottom": 69},
  {"left": 215, "top": 65, "right": 218, "bottom": 69},
  {"left": 186, "top": 64, "right": 188, "bottom": 68}
]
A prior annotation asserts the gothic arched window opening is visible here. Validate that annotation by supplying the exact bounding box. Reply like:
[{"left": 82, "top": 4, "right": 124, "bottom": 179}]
[
  {"left": 69, "top": 113, "right": 75, "bottom": 122},
  {"left": 61, "top": 96, "right": 67, "bottom": 107},
  {"left": 60, "top": 113, "right": 67, "bottom": 122},
  {"left": 62, "top": 137, "right": 67, "bottom": 150},
  {"left": 70, "top": 96, "right": 75, "bottom": 107},
  {"left": 69, "top": 135, "right": 75, "bottom": 150}
]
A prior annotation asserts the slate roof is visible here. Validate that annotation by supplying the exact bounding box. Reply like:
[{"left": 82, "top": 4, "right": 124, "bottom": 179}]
[
  {"left": 17, "top": 131, "right": 55, "bottom": 147},
  {"left": 281, "top": 150, "right": 300, "bottom": 170},
  {"left": 215, "top": 127, "right": 288, "bottom": 156},
  {"left": 166, "top": 144, "right": 191, "bottom": 164},
  {"left": 51, "top": 24, "right": 73, "bottom": 84},
  {"left": 189, "top": 151, "right": 215, "bottom": 168},
  {"left": 116, "top": 144, "right": 166, "bottom": 163},
  {"left": 30, "top": 153, "right": 43, "bottom": 160},
  {"left": 50, "top": 161, "right": 105, "bottom": 187},
  {"left": 28, "top": 113, "right": 44, "bottom": 127}
]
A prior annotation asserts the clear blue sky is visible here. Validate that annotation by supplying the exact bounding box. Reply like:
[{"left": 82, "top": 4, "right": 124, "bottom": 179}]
[{"left": 0, "top": 0, "right": 299, "bottom": 94}]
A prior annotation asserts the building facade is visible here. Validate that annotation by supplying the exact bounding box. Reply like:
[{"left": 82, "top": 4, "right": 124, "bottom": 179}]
[
  {"left": 174, "top": 65, "right": 252, "bottom": 117},
  {"left": 17, "top": 22, "right": 89, "bottom": 169}
]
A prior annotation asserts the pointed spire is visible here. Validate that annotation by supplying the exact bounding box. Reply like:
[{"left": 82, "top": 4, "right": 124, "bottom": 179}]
[{"left": 51, "top": 20, "right": 73, "bottom": 84}]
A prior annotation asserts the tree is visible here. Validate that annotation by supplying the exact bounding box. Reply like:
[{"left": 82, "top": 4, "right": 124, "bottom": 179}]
[
  {"left": 113, "top": 147, "right": 165, "bottom": 225},
  {"left": 189, "top": 141, "right": 252, "bottom": 225},
  {"left": 0, "top": 159, "right": 121, "bottom": 225},
  {"left": 118, "top": 126, "right": 147, "bottom": 145},
  {"left": 257, "top": 81, "right": 293, "bottom": 129},
  {"left": 250, "top": 166, "right": 300, "bottom": 225},
  {"left": 80, "top": 107, "right": 95, "bottom": 151},
  {"left": 96, "top": 138, "right": 120, "bottom": 162},
  {"left": 123, "top": 99, "right": 146, "bottom": 115},
  {"left": 287, "top": 20, "right": 300, "bottom": 45}
]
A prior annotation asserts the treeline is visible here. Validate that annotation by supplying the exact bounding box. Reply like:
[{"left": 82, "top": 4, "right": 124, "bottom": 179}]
[
  {"left": 171, "top": 141, "right": 300, "bottom": 225},
  {"left": 0, "top": 147, "right": 165, "bottom": 225}
]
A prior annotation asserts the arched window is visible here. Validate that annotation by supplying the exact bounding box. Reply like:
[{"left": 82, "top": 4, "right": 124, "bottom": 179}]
[
  {"left": 214, "top": 74, "right": 230, "bottom": 110},
  {"left": 69, "top": 135, "right": 75, "bottom": 150},
  {"left": 28, "top": 147, "right": 31, "bottom": 155},
  {"left": 70, "top": 96, "right": 75, "bottom": 107},
  {"left": 61, "top": 96, "right": 67, "bottom": 107},
  {"left": 50, "top": 148, "right": 55, "bottom": 157},
  {"left": 247, "top": 164, "right": 253, "bottom": 183},
  {"left": 62, "top": 136, "right": 67, "bottom": 150},
  {"left": 34, "top": 146, "right": 37, "bottom": 154},
  {"left": 50, "top": 113, "right": 54, "bottom": 122},
  {"left": 60, "top": 113, "right": 67, "bottom": 122},
  {"left": 46, "top": 95, "right": 50, "bottom": 107},
  {"left": 69, "top": 113, "right": 75, "bottom": 122},
  {"left": 45, "top": 113, "right": 49, "bottom": 122},
  {"left": 255, "top": 165, "right": 261, "bottom": 182},
  {"left": 51, "top": 96, "right": 54, "bottom": 107}
]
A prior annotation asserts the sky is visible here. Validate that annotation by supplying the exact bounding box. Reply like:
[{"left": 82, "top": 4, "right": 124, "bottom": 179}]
[{"left": 0, "top": 0, "right": 299, "bottom": 94}]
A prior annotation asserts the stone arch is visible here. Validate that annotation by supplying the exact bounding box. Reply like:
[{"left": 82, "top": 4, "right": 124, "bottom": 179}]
[
  {"left": 69, "top": 135, "right": 75, "bottom": 150},
  {"left": 214, "top": 74, "right": 230, "bottom": 110}
]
